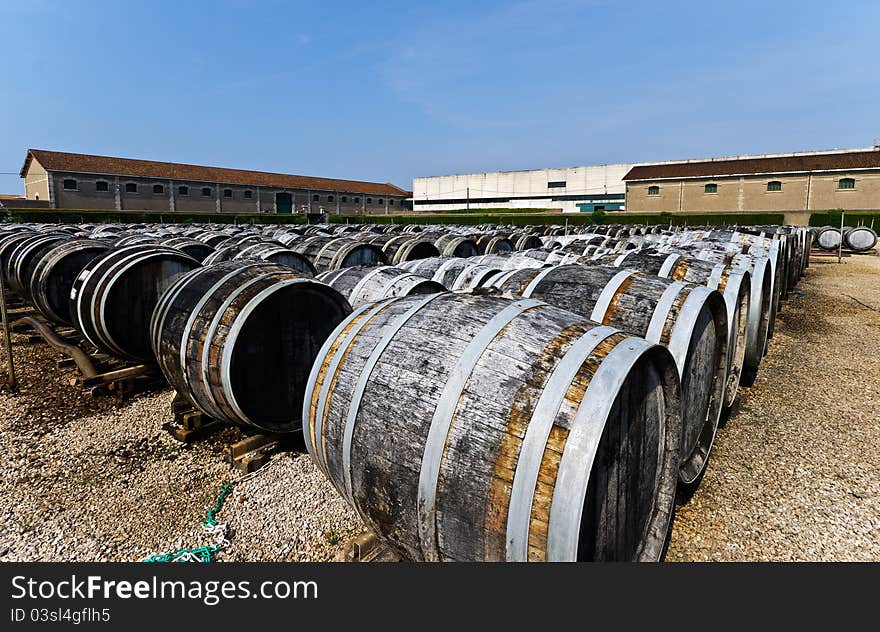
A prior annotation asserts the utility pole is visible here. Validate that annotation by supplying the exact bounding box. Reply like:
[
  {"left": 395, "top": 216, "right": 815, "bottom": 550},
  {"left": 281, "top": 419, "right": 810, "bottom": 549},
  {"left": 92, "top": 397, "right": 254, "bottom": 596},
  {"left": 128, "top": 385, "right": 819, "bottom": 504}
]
[
  {"left": 838, "top": 210, "right": 845, "bottom": 264},
  {"left": 466, "top": 187, "right": 470, "bottom": 211}
]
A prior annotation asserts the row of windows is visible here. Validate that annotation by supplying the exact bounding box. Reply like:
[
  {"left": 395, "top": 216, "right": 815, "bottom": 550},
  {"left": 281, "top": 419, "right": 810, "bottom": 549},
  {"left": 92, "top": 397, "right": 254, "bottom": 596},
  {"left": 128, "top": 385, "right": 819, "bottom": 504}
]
[
  {"left": 646, "top": 178, "right": 857, "bottom": 196},
  {"left": 61, "top": 178, "right": 396, "bottom": 203}
]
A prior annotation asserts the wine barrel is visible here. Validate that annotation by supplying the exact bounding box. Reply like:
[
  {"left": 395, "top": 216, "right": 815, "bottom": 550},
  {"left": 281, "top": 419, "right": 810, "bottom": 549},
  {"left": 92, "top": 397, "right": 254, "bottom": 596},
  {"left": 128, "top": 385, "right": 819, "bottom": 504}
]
[
  {"left": 70, "top": 245, "right": 201, "bottom": 361},
  {"left": 232, "top": 243, "right": 317, "bottom": 276},
  {"left": 474, "top": 234, "right": 514, "bottom": 255},
  {"left": 151, "top": 261, "right": 351, "bottom": 432},
  {"left": 403, "top": 257, "right": 501, "bottom": 291},
  {"left": 815, "top": 227, "right": 842, "bottom": 251},
  {"left": 433, "top": 234, "right": 480, "bottom": 258},
  {"left": 489, "top": 264, "right": 727, "bottom": 489},
  {"left": 30, "top": 239, "right": 112, "bottom": 325},
  {"left": 289, "top": 236, "right": 387, "bottom": 272},
  {"left": 5, "top": 233, "right": 67, "bottom": 296},
  {"left": 161, "top": 237, "right": 216, "bottom": 262},
  {"left": 378, "top": 235, "right": 440, "bottom": 264},
  {"left": 304, "top": 292, "right": 681, "bottom": 561},
  {"left": 317, "top": 265, "right": 445, "bottom": 308},
  {"left": 509, "top": 232, "right": 544, "bottom": 251},
  {"left": 844, "top": 226, "right": 877, "bottom": 252}
]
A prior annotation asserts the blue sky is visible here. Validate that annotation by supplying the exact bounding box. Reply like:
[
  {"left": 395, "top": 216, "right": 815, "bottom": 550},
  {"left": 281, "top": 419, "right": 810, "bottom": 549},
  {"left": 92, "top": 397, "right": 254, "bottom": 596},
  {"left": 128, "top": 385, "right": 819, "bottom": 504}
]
[{"left": 1, "top": 0, "right": 879, "bottom": 194}]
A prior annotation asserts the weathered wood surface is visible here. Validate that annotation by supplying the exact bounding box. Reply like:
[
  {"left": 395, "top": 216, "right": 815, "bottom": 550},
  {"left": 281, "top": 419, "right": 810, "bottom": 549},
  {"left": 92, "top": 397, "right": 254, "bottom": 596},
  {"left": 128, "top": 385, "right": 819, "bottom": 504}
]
[
  {"left": 288, "top": 236, "right": 387, "bottom": 272},
  {"left": 70, "top": 245, "right": 201, "bottom": 361},
  {"left": 489, "top": 264, "right": 727, "bottom": 488},
  {"left": 430, "top": 234, "right": 480, "bottom": 258},
  {"left": 160, "top": 237, "right": 216, "bottom": 262},
  {"left": 305, "top": 293, "right": 681, "bottom": 561},
  {"left": 30, "top": 239, "right": 111, "bottom": 325},
  {"left": 317, "top": 265, "right": 445, "bottom": 308},
  {"left": 151, "top": 261, "right": 351, "bottom": 432}
]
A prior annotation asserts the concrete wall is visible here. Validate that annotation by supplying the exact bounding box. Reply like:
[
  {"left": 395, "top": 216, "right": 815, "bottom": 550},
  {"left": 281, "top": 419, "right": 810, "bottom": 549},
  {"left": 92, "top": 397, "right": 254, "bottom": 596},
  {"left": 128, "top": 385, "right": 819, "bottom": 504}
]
[
  {"left": 23, "top": 159, "right": 50, "bottom": 202},
  {"left": 28, "top": 168, "right": 406, "bottom": 214},
  {"left": 625, "top": 170, "right": 880, "bottom": 212}
]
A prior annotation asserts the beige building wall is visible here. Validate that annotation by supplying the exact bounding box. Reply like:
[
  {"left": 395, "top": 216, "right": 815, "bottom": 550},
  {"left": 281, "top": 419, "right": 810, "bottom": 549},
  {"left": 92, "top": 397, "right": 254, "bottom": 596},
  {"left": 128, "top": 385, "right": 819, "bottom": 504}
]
[
  {"left": 23, "top": 158, "right": 50, "bottom": 202},
  {"left": 626, "top": 170, "right": 880, "bottom": 212}
]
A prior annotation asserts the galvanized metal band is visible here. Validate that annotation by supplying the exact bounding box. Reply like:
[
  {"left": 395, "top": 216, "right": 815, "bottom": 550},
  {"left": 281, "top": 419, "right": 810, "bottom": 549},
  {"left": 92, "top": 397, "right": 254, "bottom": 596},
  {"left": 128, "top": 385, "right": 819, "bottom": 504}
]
[
  {"left": 546, "top": 337, "right": 657, "bottom": 561},
  {"left": 707, "top": 263, "right": 725, "bottom": 289},
  {"left": 314, "top": 238, "right": 339, "bottom": 266},
  {"left": 521, "top": 265, "right": 560, "bottom": 298},
  {"left": 149, "top": 265, "right": 205, "bottom": 373},
  {"left": 645, "top": 282, "right": 687, "bottom": 344},
  {"left": 342, "top": 293, "right": 448, "bottom": 503},
  {"left": 505, "top": 325, "right": 618, "bottom": 561},
  {"left": 315, "top": 268, "right": 343, "bottom": 285},
  {"left": 450, "top": 265, "right": 477, "bottom": 291},
  {"left": 75, "top": 248, "right": 136, "bottom": 352},
  {"left": 483, "top": 269, "right": 512, "bottom": 289},
  {"left": 657, "top": 253, "right": 681, "bottom": 278},
  {"left": 377, "top": 273, "right": 422, "bottom": 300},
  {"left": 302, "top": 299, "right": 391, "bottom": 471},
  {"left": 417, "top": 298, "right": 544, "bottom": 561},
  {"left": 493, "top": 267, "right": 526, "bottom": 288},
  {"left": 613, "top": 251, "right": 631, "bottom": 267},
  {"left": 220, "top": 278, "right": 315, "bottom": 428},
  {"left": 589, "top": 269, "right": 638, "bottom": 323},
  {"left": 430, "top": 257, "right": 462, "bottom": 284},
  {"left": 667, "top": 285, "right": 721, "bottom": 377},
  {"left": 348, "top": 266, "right": 393, "bottom": 303}
]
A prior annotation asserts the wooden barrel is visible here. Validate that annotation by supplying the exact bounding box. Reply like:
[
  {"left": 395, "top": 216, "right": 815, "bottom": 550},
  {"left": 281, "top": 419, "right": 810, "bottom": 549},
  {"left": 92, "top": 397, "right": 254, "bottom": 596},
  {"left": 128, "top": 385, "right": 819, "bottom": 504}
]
[
  {"left": 70, "top": 245, "right": 201, "bottom": 361},
  {"left": 433, "top": 234, "right": 480, "bottom": 258},
  {"left": 403, "top": 257, "right": 501, "bottom": 291},
  {"left": 161, "top": 237, "right": 216, "bottom": 262},
  {"left": 378, "top": 235, "right": 440, "bottom": 264},
  {"left": 467, "top": 254, "right": 546, "bottom": 270},
  {"left": 844, "top": 226, "right": 877, "bottom": 252},
  {"left": 289, "top": 236, "right": 387, "bottom": 272},
  {"left": 317, "top": 265, "right": 445, "bottom": 308},
  {"left": 151, "top": 261, "right": 351, "bottom": 432},
  {"left": 113, "top": 234, "right": 159, "bottom": 248},
  {"left": 475, "top": 234, "right": 514, "bottom": 254},
  {"left": 4, "top": 233, "right": 67, "bottom": 296},
  {"left": 304, "top": 292, "right": 681, "bottom": 561},
  {"left": 232, "top": 243, "right": 317, "bottom": 276},
  {"left": 591, "top": 250, "right": 753, "bottom": 406},
  {"left": 30, "top": 239, "right": 112, "bottom": 325},
  {"left": 509, "top": 232, "right": 544, "bottom": 251},
  {"left": 489, "top": 264, "right": 727, "bottom": 489}
]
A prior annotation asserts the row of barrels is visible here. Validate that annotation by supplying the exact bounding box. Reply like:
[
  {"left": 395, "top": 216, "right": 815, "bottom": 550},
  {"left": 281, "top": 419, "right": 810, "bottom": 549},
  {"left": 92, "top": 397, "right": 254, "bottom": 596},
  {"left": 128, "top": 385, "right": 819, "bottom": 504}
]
[
  {"left": 1, "top": 221, "right": 810, "bottom": 562},
  {"left": 812, "top": 225, "right": 877, "bottom": 252}
]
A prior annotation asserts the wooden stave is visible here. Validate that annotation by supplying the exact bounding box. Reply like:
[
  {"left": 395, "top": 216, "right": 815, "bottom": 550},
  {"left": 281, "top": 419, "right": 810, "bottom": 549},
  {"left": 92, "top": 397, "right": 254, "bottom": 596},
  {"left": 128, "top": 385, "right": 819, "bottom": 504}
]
[
  {"left": 30, "top": 239, "right": 112, "bottom": 325},
  {"left": 316, "top": 265, "right": 446, "bottom": 308},
  {"left": 304, "top": 292, "right": 681, "bottom": 562}
]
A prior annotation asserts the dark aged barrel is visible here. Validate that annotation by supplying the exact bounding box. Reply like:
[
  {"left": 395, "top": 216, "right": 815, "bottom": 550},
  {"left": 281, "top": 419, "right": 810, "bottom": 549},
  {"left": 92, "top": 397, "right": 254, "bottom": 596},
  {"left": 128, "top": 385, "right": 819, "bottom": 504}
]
[
  {"left": 289, "top": 236, "right": 387, "bottom": 272},
  {"left": 378, "top": 235, "right": 440, "bottom": 264},
  {"left": 151, "top": 261, "right": 351, "bottom": 432},
  {"left": 509, "top": 232, "right": 544, "bottom": 251},
  {"left": 844, "top": 226, "right": 877, "bottom": 252},
  {"left": 474, "top": 234, "right": 514, "bottom": 255},
  {"left": 433, "top": 234, "right": 480, "bottom": 258},
  {"left": 70, "top": 245, "right": 201, "bottom": 361},
  {"left": 232, "top": 243, "right": 317, "bottom": 276},
  {"left": 5, "top": 233, "right": 67, "bottom": 296},
  {"left": 30, "top": 239, "right": 112, "bottom": 325},
  {"left": 489, "top": 264, "right": 727, "bottom": 489},
  {"left": 591, "top": 250, "right": 752, "bottom": 407},
  {"left": 304, "top": 293, "right": 681, "bottom": 561},
  {"left": 316, "top": 265, "right": 445, "bottom": 308},
  {"left": 161, "top": 237, "right": 216, "bottom": 262}
]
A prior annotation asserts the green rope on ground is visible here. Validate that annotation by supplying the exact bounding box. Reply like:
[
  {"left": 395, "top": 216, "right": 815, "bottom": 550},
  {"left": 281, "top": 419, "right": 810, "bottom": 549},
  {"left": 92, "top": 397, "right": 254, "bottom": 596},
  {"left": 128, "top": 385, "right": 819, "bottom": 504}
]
[{"left": 141, "top": 481, "right": 236, "bottom": 563}]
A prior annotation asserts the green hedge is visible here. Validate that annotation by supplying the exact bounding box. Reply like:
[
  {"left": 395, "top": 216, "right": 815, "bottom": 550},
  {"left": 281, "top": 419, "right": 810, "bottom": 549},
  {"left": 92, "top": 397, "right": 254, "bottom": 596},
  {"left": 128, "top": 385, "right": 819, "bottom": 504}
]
[
  {"left": 809, "top": 210, "right": 880, "bottom": 228},
  {"left": 2, "top": 208, "right": 307, "bottom": 225}
]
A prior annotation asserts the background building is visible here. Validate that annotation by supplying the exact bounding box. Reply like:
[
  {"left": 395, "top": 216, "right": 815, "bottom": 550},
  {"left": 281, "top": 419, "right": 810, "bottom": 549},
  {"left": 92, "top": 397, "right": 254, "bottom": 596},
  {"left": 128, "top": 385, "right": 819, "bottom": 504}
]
[
  {"left": 411, "top": 164, "right": 631, "bottom": 213},
  {"left": 623, "top": 146, "right": 880, "bottom": 213},
  {"left": 19, "top": 149, "right": 410, "bottom": 215}
]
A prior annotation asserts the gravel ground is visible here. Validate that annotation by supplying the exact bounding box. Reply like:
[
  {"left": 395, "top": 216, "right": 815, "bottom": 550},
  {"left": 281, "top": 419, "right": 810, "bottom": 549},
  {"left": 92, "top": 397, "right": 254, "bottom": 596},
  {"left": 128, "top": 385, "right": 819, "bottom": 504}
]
[
  {"left": 667, "top": 252, "right": 880, "bottom": 561},
  {"left": 1, "top": 250, "right": 877, "bottom": 562}
]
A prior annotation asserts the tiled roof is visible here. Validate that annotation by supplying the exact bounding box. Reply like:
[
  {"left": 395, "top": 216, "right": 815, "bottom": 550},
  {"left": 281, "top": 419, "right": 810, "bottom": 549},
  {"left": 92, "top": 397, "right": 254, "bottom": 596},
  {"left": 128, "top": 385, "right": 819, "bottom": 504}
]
[
  {"left": 22, "top": 149, "right": 410, "bottom": 196},
  {"left": 624, "top": 150, "right": 880, "bottom": 181}
]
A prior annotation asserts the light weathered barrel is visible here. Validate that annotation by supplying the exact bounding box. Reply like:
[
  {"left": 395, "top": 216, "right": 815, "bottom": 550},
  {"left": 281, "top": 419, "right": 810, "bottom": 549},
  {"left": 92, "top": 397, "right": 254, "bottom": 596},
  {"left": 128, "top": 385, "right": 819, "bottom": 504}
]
[
  {"left": 30, "top": 239, "right": 112, "bottom": 325},
  {"left": 844, "top": 226, "right": 877, "bottom": 252},
  {"left": 70, "top": 245, "right": 201, "bottom": 361},
  {"left": 317, "top": 265, "right": 445, "bottom": 307},
  {"left": 489, "top": 264, "right": 727, "bottom": 490},
  {"left": 304, "top": 292, "right": 681, "bottom": 561},
  {"left": 402, "top": 257, "right": 501, "bottom": 291},
  {"left": 151, "top": 261, "right": 351, "bottom": 432},
  {"left": 289, "top": 236, "right": 387, "bottom": 272}
]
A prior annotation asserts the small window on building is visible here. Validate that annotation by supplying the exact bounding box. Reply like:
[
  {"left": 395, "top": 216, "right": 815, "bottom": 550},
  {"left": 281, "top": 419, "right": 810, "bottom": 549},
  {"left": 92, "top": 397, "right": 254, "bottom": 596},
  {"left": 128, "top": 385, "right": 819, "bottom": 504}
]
[
  {"left": 223, "top": 189, "right": 233, "bottom": 198},
  {"left": 153, "top": 184, "right": 165, "bottom": 194},
  {"left": 389, "top": 199, "right": 394, "bottom": 206},
  {"left": 95, "top": 181, "right": 109, "bottom": 192},
  {"left": 767, "top": 180, "right": 782, "bottom": 192},
  {"left": 328, "top": 195, "right": 334, "bottom": 202},
  {"left": 201, "top": 187, "right": 213, "bottom": 197},
  {"left": 838, "top": 177, "right": 855, "bottom": 190},
  {"left": 243, "top": 190, "right": 253, "bottom": 199},
  {"left": 647, "top": 185, "right": 660, "bottom": 196},
  {"left": 313, "top": 194, "right": 320, "bottom": 202},
  {"left": 125, "top": 182, "right": 138, "bottom": 193},
  {"left": 547, "top": 181, "right": 567, "bottom": 188},
  {"left": 378, "top": 198, "right": 384, "bottom": 204},
  {"left": 354, "top": 197, "right": 360, "bottom": 203},
  {"left": 63, "top": 178, "right": 78, "bottom": 190},
  {"left": 704, "top": 183, "right": 718, "bottom": 194},
  {"left": 341, "top": 196, "right": 348, "bottom": 203},
  {"left": 366, "top": 197, "right": 373, "bottom": 204},
  {"left": 178, "top": 186, "right": 189, "bottom": 196}
]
